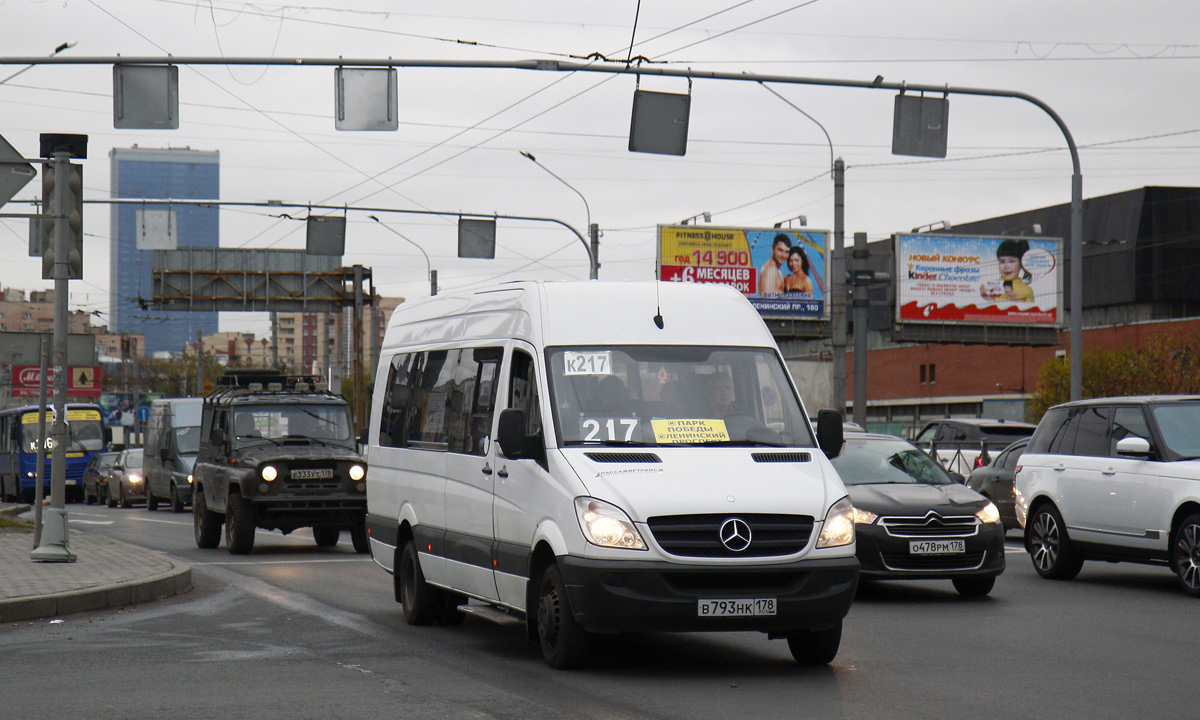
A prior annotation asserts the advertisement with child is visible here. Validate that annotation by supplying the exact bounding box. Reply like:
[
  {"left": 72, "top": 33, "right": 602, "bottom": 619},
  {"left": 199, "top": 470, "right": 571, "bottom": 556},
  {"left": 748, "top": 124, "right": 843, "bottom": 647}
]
[
  {"left": 895, "top": 233, "right": 1062, "bottom": 325},
  {"left": 658, "top": 225, "right": 829, "bottom": 319}
]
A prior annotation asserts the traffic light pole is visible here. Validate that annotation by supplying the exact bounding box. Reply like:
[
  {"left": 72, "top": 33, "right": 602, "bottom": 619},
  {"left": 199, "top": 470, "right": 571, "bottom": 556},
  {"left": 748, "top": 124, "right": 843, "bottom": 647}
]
[{"left": 32, "top": 150, "right": 75, "bottom": 562}]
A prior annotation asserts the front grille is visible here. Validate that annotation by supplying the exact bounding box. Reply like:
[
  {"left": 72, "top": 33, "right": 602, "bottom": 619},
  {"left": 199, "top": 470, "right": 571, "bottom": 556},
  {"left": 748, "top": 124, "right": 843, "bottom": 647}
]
[
  {"left": 881, "top": 513, "right": 979, "bottom": 538},
  {"left": 647, "top": 513, "right": 814, "bottom": 558},
  {"left": 584, "top": 452, "right": 662, "bottom": 464},
  {"left": 662, "top": 571, "right": 805, "bottom": 594},
  {"left": 880, "top": 552, "right": 986, "bottom": 572},
  {"left": 280, "top": 462, "right": 342, "bottom": 493},
  {"left": 751, "top": 452, "right": 812, "bottom": 463}
]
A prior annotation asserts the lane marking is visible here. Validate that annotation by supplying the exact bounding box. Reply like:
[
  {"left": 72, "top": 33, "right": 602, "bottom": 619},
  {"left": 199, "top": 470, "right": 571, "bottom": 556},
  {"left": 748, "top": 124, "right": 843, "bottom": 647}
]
[{"left": 68, "top": 519, "right": 115, "bottom": 525}]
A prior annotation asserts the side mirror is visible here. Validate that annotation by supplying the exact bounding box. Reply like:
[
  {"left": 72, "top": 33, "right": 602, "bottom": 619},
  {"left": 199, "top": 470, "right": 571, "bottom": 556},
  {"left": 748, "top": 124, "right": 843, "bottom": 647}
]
[
  {"left": 496, "top": 408, "right": 527, "bottom": 459},
  {"left": 159, "top": 446, "right": 171, "bottom": 461},
  {"left": 212, "top": 428, "right": 227, "bottom": 445},
  {"left": 816, "top": 409, "right": 845, "bottom": 459},
  {"left": 1116, "top": 435, "right": 1152, "bottom": 458}
]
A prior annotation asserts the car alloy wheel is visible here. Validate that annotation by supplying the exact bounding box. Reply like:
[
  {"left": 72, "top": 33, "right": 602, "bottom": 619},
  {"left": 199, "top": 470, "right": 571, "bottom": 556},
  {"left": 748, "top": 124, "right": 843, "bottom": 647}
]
[
  {"left": 1027, "top": 504, "right": 1082, "bottom": 580},
  {"left": 1173, "top": 514, "right": 1200, "bottom": 598}
]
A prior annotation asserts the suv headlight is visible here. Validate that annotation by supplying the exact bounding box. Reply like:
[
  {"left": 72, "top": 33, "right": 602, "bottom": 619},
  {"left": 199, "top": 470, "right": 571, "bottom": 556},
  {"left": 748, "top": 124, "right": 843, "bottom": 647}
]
[
  {"left": 261, "top": 465, "right": 278, "bottom": 481},
  {"left": 976, "top": 501, "right": 1001, "bottom": 525},
  {"left": 349, "top": 464, "right": 366, "bottom": 481},
  {"left": 817, "top": 496, "right": 855, "bottom": 548},
  {"left": 575, "top": 498, "right": 646, "bottom": 550}
]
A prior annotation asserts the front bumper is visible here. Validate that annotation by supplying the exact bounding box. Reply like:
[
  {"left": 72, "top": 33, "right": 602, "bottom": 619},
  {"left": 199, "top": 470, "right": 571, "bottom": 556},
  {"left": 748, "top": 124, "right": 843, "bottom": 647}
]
[
  {"left": 248, "top": 495, "right": 367, "bottom": 530},
  {"left": 558, "top": 555, "right": 859, "bottom": 634},
  {"left": 854, "top": 522, "right": 1006, "bottom": 580}
]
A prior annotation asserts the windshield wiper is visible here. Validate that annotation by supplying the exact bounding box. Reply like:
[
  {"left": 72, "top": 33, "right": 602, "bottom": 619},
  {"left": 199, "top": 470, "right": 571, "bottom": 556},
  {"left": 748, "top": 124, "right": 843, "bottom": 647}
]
[
  {"left": 282, "top": 434, "right": 346, "bottom": 448},
  {"left": 237, "top": 435, "right": 284, "bottom": 446}
]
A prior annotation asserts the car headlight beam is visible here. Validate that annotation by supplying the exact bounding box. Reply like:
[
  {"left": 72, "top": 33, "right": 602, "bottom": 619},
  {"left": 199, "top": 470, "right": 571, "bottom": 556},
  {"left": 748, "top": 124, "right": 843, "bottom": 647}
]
[
  {"left": 852, "top": 506, "right": 878, "bottom": 525},
  {"left": 575, "top": 497, "right": 646, "bottom": 550},
  {"left": 976, "top": 501, "right": 1001, "bottom": 525},
  {"left": 817, "top": 496, "right": 856, "bottom": 548},
  {"left": 261, "top": 465, "right": 278, "bottom": 482}
]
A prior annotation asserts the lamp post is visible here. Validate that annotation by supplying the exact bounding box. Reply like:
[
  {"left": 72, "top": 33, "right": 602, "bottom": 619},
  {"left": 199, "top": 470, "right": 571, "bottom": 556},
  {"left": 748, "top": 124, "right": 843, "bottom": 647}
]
[
  {"left": 759, "top": 84, "right": 847, "bottom": 416},
  {"left": 520, "top": 151, "right": 599, "bottom": 280},
  {"left": 0, "top": 41, "right": 74, "bottom": 86},
  {"left": 369, "top": 215, "right": 437, "bottom": 296}
]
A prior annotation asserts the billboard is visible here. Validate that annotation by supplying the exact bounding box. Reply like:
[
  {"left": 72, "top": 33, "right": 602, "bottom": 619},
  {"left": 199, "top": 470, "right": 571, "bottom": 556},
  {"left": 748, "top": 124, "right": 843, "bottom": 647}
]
[
  {"left": 895, "top": 233, "right": 1061, "bottom": 325},
  {"left": 658, "top": 225, "right": 829, "bottom": 319},
  {"left": 11, "top": 365, "right": 102, "bottom": 398}
]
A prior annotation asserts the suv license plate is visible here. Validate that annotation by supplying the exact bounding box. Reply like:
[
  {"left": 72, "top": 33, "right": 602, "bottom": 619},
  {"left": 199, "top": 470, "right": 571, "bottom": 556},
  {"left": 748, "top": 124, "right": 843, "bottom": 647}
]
[
  {"left": 697, "top": 598, "right": 776, "bottom": 617},
  {"left": 291, "top": 469, "right": 334, "bottom": 480},
  {"left": 910, "top": 539, "right": 966, "bottom": 555}
]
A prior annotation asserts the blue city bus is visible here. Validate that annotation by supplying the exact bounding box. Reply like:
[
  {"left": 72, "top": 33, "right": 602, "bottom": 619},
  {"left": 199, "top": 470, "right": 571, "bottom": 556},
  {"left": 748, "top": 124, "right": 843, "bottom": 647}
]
[{"left": 0, "top": 403, "right": 107, "bottom": 504}]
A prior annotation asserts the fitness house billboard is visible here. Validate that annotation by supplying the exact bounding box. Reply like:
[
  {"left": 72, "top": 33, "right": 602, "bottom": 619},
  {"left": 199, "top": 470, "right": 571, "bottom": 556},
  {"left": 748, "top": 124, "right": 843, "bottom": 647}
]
[
  {"left": 658, "top": 225, "right": 829, "bottom": 319},
  {"left": 895, "top": 233, "right": 1062, "bottom": 325}
]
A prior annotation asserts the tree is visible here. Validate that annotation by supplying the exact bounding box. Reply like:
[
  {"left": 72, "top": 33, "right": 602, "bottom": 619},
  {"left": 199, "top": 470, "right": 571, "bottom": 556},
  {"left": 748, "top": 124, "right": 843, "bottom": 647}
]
[{"left": 1028, "top": 329, "right": 1200, "bottom": 422}]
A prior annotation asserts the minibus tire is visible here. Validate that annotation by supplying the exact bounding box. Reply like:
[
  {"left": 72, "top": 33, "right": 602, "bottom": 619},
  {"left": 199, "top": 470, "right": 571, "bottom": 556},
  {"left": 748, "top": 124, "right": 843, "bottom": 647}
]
[
  {"left": 787, "top": 620, "right": 842, "bottom": 665},
  {"left": 193, "top": 487, "right": 222, "bottom": 549},
  {"left": 437, "top": 592, "right": 466, "bottom": 626},
  {"left": 399, "top": 541, "right": 439, "bottom": 626},
  {"left": 146, "top": 489, "right": 159, "bottom": 511},
  {"left": 169, "top": 484, "right": 185, "bottom": 513},
  {"left": 537, "top": 564, "right": 589, "bottom": 669}
]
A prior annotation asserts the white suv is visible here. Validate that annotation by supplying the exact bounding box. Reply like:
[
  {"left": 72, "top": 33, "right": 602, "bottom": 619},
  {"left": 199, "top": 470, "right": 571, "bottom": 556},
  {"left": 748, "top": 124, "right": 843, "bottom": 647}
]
[{"left": 1014, "top": 396, "right": 1200, "bottom": 597}]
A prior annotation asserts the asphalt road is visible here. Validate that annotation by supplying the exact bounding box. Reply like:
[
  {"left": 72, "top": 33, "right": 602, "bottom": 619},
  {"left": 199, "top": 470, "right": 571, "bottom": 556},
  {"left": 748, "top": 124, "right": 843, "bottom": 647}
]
[{"left": 3, "top": 504, "right": 1195, "bottom": 720}]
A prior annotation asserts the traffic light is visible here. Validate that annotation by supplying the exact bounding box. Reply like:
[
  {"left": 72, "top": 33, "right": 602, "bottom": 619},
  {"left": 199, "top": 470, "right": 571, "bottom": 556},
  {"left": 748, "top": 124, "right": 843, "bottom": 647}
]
[{"left": 41, "top": 162, "right": 83, "bottom": 280}]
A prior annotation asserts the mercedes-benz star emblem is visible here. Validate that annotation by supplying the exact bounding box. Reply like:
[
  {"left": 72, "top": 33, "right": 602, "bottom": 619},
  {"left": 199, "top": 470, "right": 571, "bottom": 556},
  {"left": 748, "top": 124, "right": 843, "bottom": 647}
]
[{"left": 719, "top": 518, "right": 752, "bottom": 552}]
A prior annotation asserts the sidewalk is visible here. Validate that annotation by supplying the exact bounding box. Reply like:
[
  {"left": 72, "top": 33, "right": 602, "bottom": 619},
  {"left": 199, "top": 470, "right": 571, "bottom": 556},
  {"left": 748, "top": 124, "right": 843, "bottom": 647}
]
[{"left": 0, "top": 503, "right": 192, "bottom": 623}]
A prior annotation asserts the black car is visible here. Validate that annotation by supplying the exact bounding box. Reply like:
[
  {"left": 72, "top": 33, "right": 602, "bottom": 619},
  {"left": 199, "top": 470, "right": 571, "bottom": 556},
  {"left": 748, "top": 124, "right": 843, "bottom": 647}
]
[
  {"left": 830, "top": 432, "right": 1006, "bottom": 597},
  {"left": 82, "top": 451, "right": 119, "bottom": 505},
  {"left": 965, "top": 438, "right": 1029, "bottom": 531}
]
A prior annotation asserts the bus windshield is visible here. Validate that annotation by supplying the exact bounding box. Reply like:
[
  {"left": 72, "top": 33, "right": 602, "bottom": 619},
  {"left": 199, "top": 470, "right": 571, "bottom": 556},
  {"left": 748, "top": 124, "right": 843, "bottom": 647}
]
[
  {"left": 546, "top": 345, "right": 813, "bottom": 448},
  {"left": 20, "top": 408, "right": 105, "bottom": 453}
]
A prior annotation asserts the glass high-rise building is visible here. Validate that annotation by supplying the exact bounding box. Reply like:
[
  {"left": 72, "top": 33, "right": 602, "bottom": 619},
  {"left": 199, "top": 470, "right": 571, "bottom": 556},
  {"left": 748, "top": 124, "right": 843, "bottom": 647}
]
[{"left": 109, "top": 147, "right": 219, "bottom": 355}]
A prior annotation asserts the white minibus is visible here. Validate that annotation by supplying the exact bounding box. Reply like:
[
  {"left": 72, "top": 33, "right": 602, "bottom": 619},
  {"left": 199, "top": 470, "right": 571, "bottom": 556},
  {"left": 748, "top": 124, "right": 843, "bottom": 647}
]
[{"left": 365, "top": 281, "right": 857, "bottom": 668}]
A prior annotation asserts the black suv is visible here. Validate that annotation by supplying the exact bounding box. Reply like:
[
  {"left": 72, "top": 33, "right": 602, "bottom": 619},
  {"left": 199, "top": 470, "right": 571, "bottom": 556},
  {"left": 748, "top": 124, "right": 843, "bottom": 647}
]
[{"left": 192, "top": 370, "right": 368, "bottom": 555}]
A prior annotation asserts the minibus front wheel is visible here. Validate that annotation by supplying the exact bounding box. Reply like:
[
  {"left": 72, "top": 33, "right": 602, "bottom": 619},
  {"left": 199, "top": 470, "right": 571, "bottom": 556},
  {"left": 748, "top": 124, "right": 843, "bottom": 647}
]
[{"left": 536, "top": 564, "right": 589, "bottom": 669}]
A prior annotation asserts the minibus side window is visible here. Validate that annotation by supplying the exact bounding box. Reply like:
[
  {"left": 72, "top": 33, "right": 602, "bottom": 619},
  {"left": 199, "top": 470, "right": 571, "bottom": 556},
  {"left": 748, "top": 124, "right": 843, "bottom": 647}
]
[
  {"left": 447, "top": 347, "right": 502, "bottom": 456},
  {"left": 379, "top": 353, "right": 414, "bottom": 448},
  {"left": 405, "top": 351, "right": 456, "bottom": 449},
  {"left": 509, "top": 349, "right": 545, "bottom": 465}
]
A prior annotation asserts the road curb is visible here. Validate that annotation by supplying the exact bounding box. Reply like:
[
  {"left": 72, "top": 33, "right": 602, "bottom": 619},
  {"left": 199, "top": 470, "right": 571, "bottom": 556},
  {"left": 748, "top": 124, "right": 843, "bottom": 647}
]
[{"left": 0, "top": 553, "right": 192, "bottom": 624}]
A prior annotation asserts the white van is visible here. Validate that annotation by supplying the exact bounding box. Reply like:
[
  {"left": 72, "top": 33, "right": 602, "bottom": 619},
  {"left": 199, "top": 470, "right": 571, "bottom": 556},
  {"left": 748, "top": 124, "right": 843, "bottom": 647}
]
[{"left": 365, "top": 281, "right": 858, "bottom": 668}]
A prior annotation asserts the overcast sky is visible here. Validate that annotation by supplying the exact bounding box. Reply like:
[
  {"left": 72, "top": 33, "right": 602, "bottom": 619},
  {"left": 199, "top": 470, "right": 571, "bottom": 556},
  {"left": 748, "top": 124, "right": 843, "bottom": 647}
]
[{"left": 3, "top": 0, "right": 1198, "bottom": 338}]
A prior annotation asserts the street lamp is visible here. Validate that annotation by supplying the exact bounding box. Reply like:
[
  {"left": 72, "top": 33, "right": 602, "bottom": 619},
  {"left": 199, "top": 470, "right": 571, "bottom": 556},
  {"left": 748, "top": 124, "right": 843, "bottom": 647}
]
[
  {"left": 519, "top": 151, "right": 599, "bottom": 279},
  {"left": 0, "top": 41, "right": 75, "bottom": 86},
  {"left": 911, "top": 220, "right": 953, "bottom": 234},
  {"left": 681, "top": 212, "right": 711, "bottom": 225},
  {"left": 369, "top": 215, "right": 436, "bottom": 296},
  {"left": 759, "top": 83, "right": 847, "bottom": 416}
]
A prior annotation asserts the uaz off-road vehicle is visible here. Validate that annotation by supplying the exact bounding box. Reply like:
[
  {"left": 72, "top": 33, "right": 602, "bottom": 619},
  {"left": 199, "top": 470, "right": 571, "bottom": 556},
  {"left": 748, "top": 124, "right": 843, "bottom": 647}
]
[{"left": 192, "top": 370, "right": 368, "bottom": 555}]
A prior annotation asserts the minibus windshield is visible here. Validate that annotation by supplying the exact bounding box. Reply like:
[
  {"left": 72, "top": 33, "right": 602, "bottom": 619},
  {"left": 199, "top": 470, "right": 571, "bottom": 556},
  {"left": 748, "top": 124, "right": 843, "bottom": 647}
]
[{"left": 546, "top": 345, "right": 815, "bottom": 448}]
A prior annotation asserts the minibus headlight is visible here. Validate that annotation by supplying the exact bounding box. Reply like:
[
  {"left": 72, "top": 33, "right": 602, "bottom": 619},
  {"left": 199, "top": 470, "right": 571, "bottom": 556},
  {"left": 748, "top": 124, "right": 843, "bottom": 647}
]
[
  {"left": 127, "top": 473, "right": 142, "bottom": 484},
  {"left": 187, "top": 474, "right": 194, "bottom": 484},
  {"left": 349, "top": 464, "right": 366, "bottom": 481},
  {"left": 575, "top": 498, "right": 646, "bottom": 550},
  {"left": 976, "top": 501, "right": 1001, "bottom": 525},
  {"left": 261, "top": 465, "right": 278, "bottom": 481},
  {"left": 817, "top": 496, "right": 855, "bottom": 548}
]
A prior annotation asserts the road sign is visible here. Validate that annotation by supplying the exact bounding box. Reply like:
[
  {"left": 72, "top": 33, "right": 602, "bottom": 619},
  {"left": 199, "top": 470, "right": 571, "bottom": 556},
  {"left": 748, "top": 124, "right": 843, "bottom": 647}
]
[{"left": 0, "top": 133, "right": 36, "bottom": 209}]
